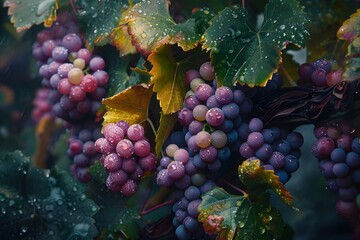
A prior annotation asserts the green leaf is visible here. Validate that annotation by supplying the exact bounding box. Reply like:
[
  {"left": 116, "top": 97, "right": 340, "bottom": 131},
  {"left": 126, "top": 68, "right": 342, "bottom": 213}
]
[
  {"left": 4, "top": 0, "right": 57, "bottom": 31},
  {"left": 199, "top": 188, "right": 290, "bottom": 240},
  {"left": 202, "top": 0, "right": 309, "bottom": 86},
  {"left": 155, "top": 112, "right": 177, "bottom": 156},
  {"left": 102, "top": 84, "right": 153, "bottom": 126},
  {"left": 125, "top": 0, "right": 214, "bottom": 54},
  {"left": 0, "top": 151, "right": 99, "bottom": 239},
  {"left": 148, "top": 45, "right": 208, "bottom": 114},
  {"left": 76, "top": 0, "right": 127, "bottom": 47},
  {"left": 239, "top": 159, "right": 293, "bottom": 206},
  {"left": 89, "top": 160, "right": 107, "bottom": 185}
]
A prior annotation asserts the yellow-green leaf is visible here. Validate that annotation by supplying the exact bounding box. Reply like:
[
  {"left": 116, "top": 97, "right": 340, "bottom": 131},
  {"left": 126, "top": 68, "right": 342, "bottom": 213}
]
[
  {"left": 155, "top": 112, "right": 177, "bottom": 156},
  {"left": 148, "top": 45, "right": 187, "bottom": 114},
  {"left": 337, "top": 9, "right": 360, "bottom": 41},
  {"left": 238, "top": 159, "right": 293, "bottom": 206},
  {"left": 102, "top": 84, "right": 153, "bottom": 126},
  {"left": 125, "top": 0, "right": 213, "bottom": 54}
]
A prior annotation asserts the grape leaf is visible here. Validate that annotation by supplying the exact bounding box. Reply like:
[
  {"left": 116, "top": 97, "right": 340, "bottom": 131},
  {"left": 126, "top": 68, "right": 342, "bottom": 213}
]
[
  {"left": 111, "top": 6, "right": 137, "bottom": 55},
  {"left": 199, "top": 188, "right": 290, "bottom": 239},
  {"left": 337, "top": 8, "right": 360, "bottom": 41},
  {"left": 102, "top": 84, "right": 153, "bottom": 126},
  {"left": 0, "top": 151, "right": 98, "bottom": 239},
  {"left": 148, "top": 45, "right": 187, "bottom": 114},
  {"left": 155, "top": 112, "right": 177, "bottom": 156},
  {"left": 239, "top": 159, "right": 293, "bottom": 206},
  {"left": 76, "top": 0, "right": 126, "bottom": 47},
  {"left": 148, "top": 45, "right": 208, "bottom": 114},
  {"left": 89, "top": 160, "right": 107, "bottom": 184},
  {"left": 202, "top": 0, "right": 309, "bottom": 86},
  {"left": 125, "top": 0, "right": 214, "bottom": 54},
  {"left": 3, "top": 0, "right": 58, "bottom": 31}
]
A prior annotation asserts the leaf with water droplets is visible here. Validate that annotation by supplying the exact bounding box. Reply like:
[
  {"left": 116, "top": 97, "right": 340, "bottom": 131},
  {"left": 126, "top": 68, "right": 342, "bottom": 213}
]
[
  {"left": 125, "top": 0, "right": 214, "bottom": 54},
  {"left": 199, "top": 187, "right": 291, "bottom": 239},
  {"left": 202, "top": 0, "right": 309, "bottom": 86},
  {"left": 102, "top": 84, "right": 153, "bottom": 126},
  {"left": 3, "top": 0, "right": 57, "bottom": 31},
  {"left": 238, "top": 159, "right": 293, "bottom": 206},
  {"left": 76, "top": 0, "right": 127, "bottom": 47},
  {"left": 0, "top": 151, "right": 98, "bottom": 239},
  {"left": 148, "top": 45, "right": 208, "bottom": 114},
  {"left": 337, "top": 9, "right": 360, "bottom": 41},
  {"left": 155, "top": 112, "right": 177, "bottom": 156}
]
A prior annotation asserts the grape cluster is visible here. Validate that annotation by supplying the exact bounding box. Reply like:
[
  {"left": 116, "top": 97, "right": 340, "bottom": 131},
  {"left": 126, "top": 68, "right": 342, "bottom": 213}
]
[
  {"left": 67, "top": 122, "right": 103, "bottom": 182},
  {"left": 95, "top": 121, "right": 157, "bottom": 196},
  {"left": 297, "top": 58, "right": 343, "bottom": 88},
  {"left": 239, "top": 118, "right": 304, "bottom": 184},
  {"left": 31, "top": 88, "right": 52, "bottom": 122},
  {"left": 312, "top": 122, "right": 360, "bottom": 221},
  {"left": 32, "top": 18, "right": 108, "bottom": 124},
  {"left": 155, "top": 61, "right": 303, "bottom": 239}
]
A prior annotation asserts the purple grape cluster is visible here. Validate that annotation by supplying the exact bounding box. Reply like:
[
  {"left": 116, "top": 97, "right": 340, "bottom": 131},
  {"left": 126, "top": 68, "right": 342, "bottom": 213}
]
[
  {"left": 239, "top": 118, "right": 304, "bottom": 184},
  {"left": 32, "top": 19, "right": 108, "bottom": 124},
  {"left": 312, "top": 122, "right": 360, "bottom": 221},
  {"left": 67, "top": 121, "right": 103, "bottom": 182},
  {"left": 297, "top": 58, "right": 343, "bottom": 88},
  {"left": 31, "top": 88, "right": 53, "bottom": 122},
  {"left": 95, "top": 121, "right": 157, "bottom": 196}
]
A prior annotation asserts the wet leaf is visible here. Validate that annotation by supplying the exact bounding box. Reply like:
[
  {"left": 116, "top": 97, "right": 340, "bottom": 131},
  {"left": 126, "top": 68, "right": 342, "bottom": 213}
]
[
  {"left": 111, "top": 6, "right": 137, "bottom": 55},
  {"left": 76, "top": 0, "right": 126, "bottom": 47},
  {"left": 337, "top": 9, "right": 360, "bottom": 41},
  {"left": 4, "top": 0, "right": 58, "bottom": 31},
  {"left": 238, "top": 159, "right": 293, "bottom": 206},
  {"left": 0, "top": 151, "right": 98, "bottom": 239},
  {"left": 89, "top": 160, "right": 107, "bottom": 185},
  {"left": 125, "top": 0, "right": 214, "bottom": 54},
  {"left": 148, "top": 45, "right": 187, "bottom": 114},
  {"left": 199, "top": 188, "right": 290, "bottom": 240},
  {"left": 102, "top": 84, "right": 153, "bottom": 126},
  {"left": 202, "top": 0, "right": 309, "bottom": 86},
  {"left": 155, "top": 112, "right": 177, "bottom": 156}
]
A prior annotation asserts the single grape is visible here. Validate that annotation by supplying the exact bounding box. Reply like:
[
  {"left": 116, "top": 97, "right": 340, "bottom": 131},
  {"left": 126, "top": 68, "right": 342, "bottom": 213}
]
[{"left": 199, "top": 62, "right": 215, "bottom": 81}]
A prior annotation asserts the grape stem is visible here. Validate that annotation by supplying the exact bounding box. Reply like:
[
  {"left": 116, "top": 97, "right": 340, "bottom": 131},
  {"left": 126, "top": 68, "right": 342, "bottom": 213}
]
[
  {"left": 279, "top": 65, "right": 296, "bottom": 87},
  {"left": 145, "top": 118, "right": 165, "bottom": 158},
  {"left": 141, "top": 199, "right": 175, "bottom": 215},
  {"left": 242, "top": 0, "right": 245, "bottom": 8},
  {"left": 224, "top": 180, "right": 247, "bottom": 196},
  {"left": 69, "top": 0, "right": 78, "bottom": 15}
]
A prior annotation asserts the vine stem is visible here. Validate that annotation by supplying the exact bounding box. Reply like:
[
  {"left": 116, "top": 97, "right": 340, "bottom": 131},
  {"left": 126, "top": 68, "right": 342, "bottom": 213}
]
[
  {"left": 242, "top": 0, "right": 245, "bottom": 9},
  {"left": 69, "top": 0, "right": 78, "bottom": 15},
  {"left": 141, "top": 199, "right": 175, "bottom": 215},
  {"left": 224, "top": 180, "right": 247, "bottom": 196},
  {"left": 279, "top": 65, "right": 297, "bottom": 87},
  {"left": 145, "top": 118, "right": 165, "bottom": 158}
]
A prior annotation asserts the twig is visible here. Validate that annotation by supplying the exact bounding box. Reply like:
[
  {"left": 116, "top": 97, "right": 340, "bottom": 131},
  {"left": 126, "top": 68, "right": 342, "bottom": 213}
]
[
  {"left": 141, "top": 199, "right": 175, "bottom": 215},
  {"left": 224, "top": 180, "right": 247, "bottom": 196},
  {"left": 279, "top": 65, "right": 297, "bottom": 87}
]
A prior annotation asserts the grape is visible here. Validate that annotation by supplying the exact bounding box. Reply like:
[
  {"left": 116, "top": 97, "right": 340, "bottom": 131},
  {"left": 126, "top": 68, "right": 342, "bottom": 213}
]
[
  {"left": 284, "top": 155, "right": 299, "bottom": 172},
  {"left": 315, "top": 137, "right": 335, "bottom": 158},
  {"left": 134, "top": 139, "right": 151, "bottom": 157},
  {"left": 175, "top": 224, "right": 191, "bottom": 240},
  {"left": 222, "top": 102, "right": 239, "bottom": 120},
  {"left": 185, "top": 69, "right": 201, "bottom": 86},
  {"left": 188, "top": 120, "right": 204, "bottom": 135},
  {"left": 215, "top": 86, "right": 233, "bottom": 104},
  {"left": 345, "top": 152, "right": 360, "bottom": 168},
  {"left": 116, "top": 139, "right": 135, "bottom": 158},
  {"left": 157, "top": 169, "right": 173, "bottom": 187},
  {"left": 249, "top": 118, "right": 263, "bottom": 132},
  {"left": 52, "top": 46, "right": 69, "bottom": 62},
  {"left": 89, "top": 56, "right": 105, "bottom": 71},
  {"left": 178, "top": 107, "right": 194, "bottom": 126},
  {"left": 93, "top": 70, "right": 109, "bottom": 87},
  {"left": 195, "top": 131, "right": 211, "bottom": 149},
  {"left": 184, "top": 186, "right": 201, "bottom": 201},
  {"left": 337, "top": 134, "right": 353, "bottom": 152},
  {"left": 239, "top": 142, "right": 256, "bottom": 159},
  {"left": 184, "top": 95, "right": 201, "bottom": 110},
  {"left": 199, "top": 146, "right": 217, "bottom": 162},
  {"left": 77, "top": 48, "right": 92, "bottom": 64},
  {"left": 190, "top": 173, "right": 206, "bottom": 186},
  {"left": 255, "top": 144, "right": 273, "bottom": 161},
  {"left": 74, "top": 154, "right": 89, "bottom": 167},
  {"left": 205, "top": 108, "right": 224, "bottom": 127},
  {"left": 68, "top": 68, "right": 84, "bottom": 85},
  {"left": 103, "top": 153, "right": 122, "bottom": 172},
  {"left": 286, "top": 131, "right": 304, "bottom": 149},
  {"left": 195, "top": 84, "right": 213, "bottom": 101},
  {"left": 206, "top": 95, "right": 222, "bottom": 109},
  {"left": 60, "top": 95, "right": 76, "bottom": 110},
  {"left": 166, "top": 144, "right": 180, "bottom": 157},
  {"left": 190, "top": 78, "right": 205, "bottom": 92},
  {"left": 62, "top": 33, "right": 82, "bottom": 52},
  {"left": 211, "top": 130, "right": 227, "bottom": 148},
  {"left": 73, "top": 58, "right": 86, "bottom": 69},
  {"left": 275, "top": 169, "right": 289, "bottom": 184},
  {"left": 312, "top": 58, "right": 331, "bottom": 73},
  {"left": 192, "top": 105, "right": 208, "bottom": 121},
  {"left": 127, "top": 124, "right": 145, "bottom": 141},
  {"left": 168, "top": 161, "right": 186, "bottom": 180},
  {"left": 187, "top": 199, "right": 201, "bottom": 218},
  {"left": 199, "top": 62, "right": 215, "bottom": 81},
  {"left": 268, "top": 152, "right": 285, "bottom": 169},
  {"left": 58, "top": 78, "right": 73, "bottom": 95},
  {"left": 275, "top": 140, "right": 291, "bottom": 155},
  {"left": 247, "top": 132, "right": 264, "bottom": 149},
  {"left": 333, "top": 163, "right": 350, "bottom": 177},
  {"left": 120, "top": 179, "right": 137, "bottom": 196},
  {"left": 192, "top": 154, "right": 207, "bottom": 169},
  {"left": 298, "top": 63, "right": 315, "bottom": 83},
  {"left": 331, "top": 148, "right": 346, "bottom": 163},
  {"left": 175, "top": 174, "right": 191, "bottom": 190},
  {"left": 69, "top": 85, "right": 86, "bottom": 102},
  {"left": 183, "top": 216, "right": 199, "bottom": 233}
]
